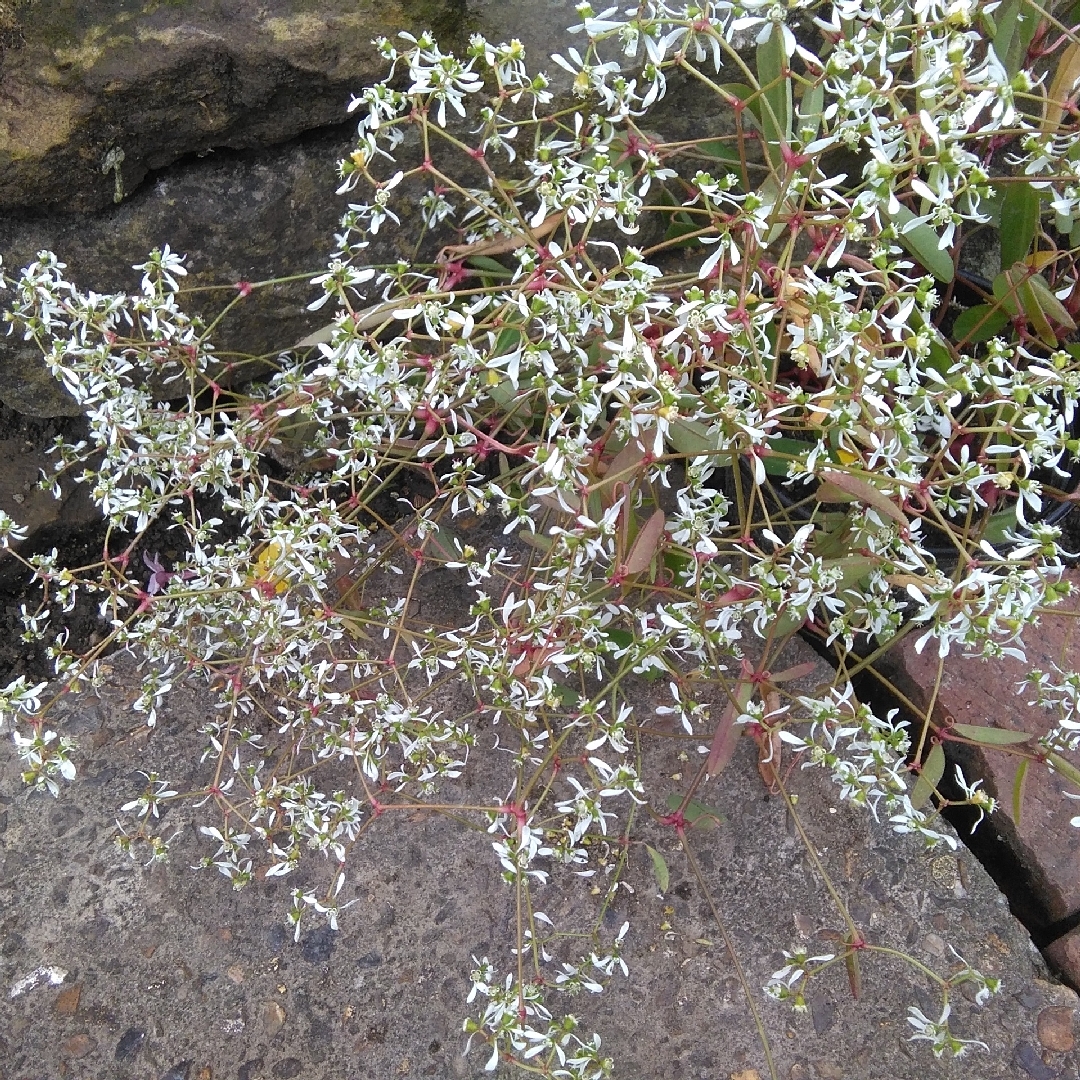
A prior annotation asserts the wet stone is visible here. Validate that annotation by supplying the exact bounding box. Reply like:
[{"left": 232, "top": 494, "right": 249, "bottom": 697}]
[
  {"left": 61, "top": 1033, "right": 96, "bottom": 1058},
  {"left": 115, "top": 1027, "right": 146, "bottom": 1060},
  {"left": 1038, "top": 1006, "right": 1076, "bottom": 1052}
]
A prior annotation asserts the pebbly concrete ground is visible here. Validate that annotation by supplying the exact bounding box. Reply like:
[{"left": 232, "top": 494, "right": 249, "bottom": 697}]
[{"left": 1, "top": 639, "right": 1078, "bottom": 1080}]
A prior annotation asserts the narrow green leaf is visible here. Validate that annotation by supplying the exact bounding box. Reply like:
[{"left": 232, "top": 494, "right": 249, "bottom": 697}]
[
  {"left": 999, "top": 182, "right": 1041, "bottom": 269},
  {"left": 1027, "top": 272, "right": 1077, "bottom": 333},
  {"left": 602, "top": 627, "right": 634, "bottom": 651},
  {"left": 493, "top": 326, "right": 523, "bottom": 354},
  {"left": 718, "top": 83, "right": 762, "bottom": 125},
  {"left": 911, "top": 743, "right": 946, "bottom": 810},
  {"left": 888, "top": 205, "right": 954, "bottom": 282},
  {"left": 925, "top": 335, "right": 955, "bottom": 375},
  {"left": 993, "top": 0, "right": 1038, "bottom": 78},
  {"left": 466, "top": 254, "right": 514, "bottom": 276},
  {"left": 952, "top": 304, "right": 1010, "bottom": 344},
  {"left": 1016, "top": 274, "right": 1058, "bottom": 348},
  {"left": 757, "top": 30, "right": 791, "bottom": 169},
  {"left": 551, "top": 682, "right": 579, "bottom": 707},
  {"left": 484, "top": 377, "right": 517, "bottom": 410},
  {"left": 798, "top": 81, "right": 825, "bottom": 144},
  {"left": 982, "top": 507, "right": 1019, "bottom": 545},
  {"left": 760, "top": 435, "right": 811, "bottom": 477},
  {"left": 1047, "top": 751, "right": 1080, "bottom": 789},
  {"left": 645, "top": 844, "right": 670, "bottom": 894},
  {"left": 663, "top": 214, "right": 702, "bottom": 246},
  {"left": 950, "top": 723, "right": 1033, "bottom": 746},
  {"left": 1012, "top": 757, "right": 1030, "bottom": 827}
]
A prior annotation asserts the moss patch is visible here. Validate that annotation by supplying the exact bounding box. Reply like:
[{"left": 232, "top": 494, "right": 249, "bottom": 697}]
[{"left": 0, "top": 78, "right": 80, "bottom": 159}]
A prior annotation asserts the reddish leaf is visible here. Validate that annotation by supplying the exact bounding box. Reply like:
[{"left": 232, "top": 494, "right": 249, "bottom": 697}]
[
  {"left": 706, "top": 700, "right": 741, "bottom": 778},
  {"left": 819, "top": 470, "right": 908, "bottom": 527},
  {"left": 845, "top": 948, "right": 863, "bottom": 1000},
  {"left": 769, "top": 661, "right": 820, "bottom": 684},
  {"left": 624, "top": 509, "right": 666, "bottom": 576}
]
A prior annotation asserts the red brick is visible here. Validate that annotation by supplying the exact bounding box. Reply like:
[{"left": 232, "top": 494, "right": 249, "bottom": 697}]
[
  {"left": 882, "top": 569, "right": 1080, "bottom": 923},
  {"left": 1046, "top": 925, "right": 1080, "bottom": 992}
]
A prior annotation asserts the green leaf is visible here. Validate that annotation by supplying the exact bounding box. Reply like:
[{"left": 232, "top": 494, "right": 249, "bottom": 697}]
[
  {"left": 925, "top": 334, "right": 955, "bottom": 375},
  {"left": 999, "top": 182, "right": 1041, "bottom": 269},
  {"left": 982, "top": 506, "right": 1019, "bottom": 545},
  {"left": 798, "top": 81, "right": 825, "bottom": 144},
  {"left": 466, "top": 254, "right": 514, "bottom": 276},
  {"left": 757, "top": 30, "right": 791, "bottom": 169},
  {"left": 888, "top": 205, "right": 954, "bottom": 283},
  {"left": 550, "top": 682, "right": 579, "bottom": 707},
  {"left": 668, "top": 417, "right": 718, "bottom": 457},
  {"left": 1047, "top": 751, "right": 1080, "bottom": 789},
  {"left": 663, "top": 215, "right": 702, "bottom": 247},
  {"left": 952, "top": 304, "right": 1010, "bottom": 344},
  {"left": 761, "top": 435, "right": 810, "bottom": 477},
  {"left": 1027, "top": 272, "right": 1077, "bottom": 335},
  {"left": 645, "top": 844, "right": 670, "bottom": 894},
  {"left": 950, "top": 723, "right": 1033, "bottom": 746},
  {"left": 493, "top": 326, "right": 523, "bottom": 354},
  {"left": 697, "top": 139, "right": 741, "bottom": 165},
  {"left": 1012, "top": 757, "right": 1029, "bottom": 827},
  {"left": 911, "top": 743, "right": 946, "bottom": 810},
  {"left": 993, "top": 0, "right": 1039, "bottom": 78},
  {"left": 484, "top": 377, "right": 517, "bottom": 410},
  {"left": 666, "top": 793, "right": 726, "bottom": 831},
  {"left": 602, "top": 627, "right": 633, "bottom": 651},
  {"left": 718, "top": 83, "right": 762, "bottom": 126}
]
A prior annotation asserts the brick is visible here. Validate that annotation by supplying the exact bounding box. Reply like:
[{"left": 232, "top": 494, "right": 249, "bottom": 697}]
[{"left": 882, "top": 569, "right": 1080, "bottom": 924}]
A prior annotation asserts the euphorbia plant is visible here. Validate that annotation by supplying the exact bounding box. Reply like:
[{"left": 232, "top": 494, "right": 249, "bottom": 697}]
[{"left": 3, "top": 1, "right": 1080, "bottom": 1076}]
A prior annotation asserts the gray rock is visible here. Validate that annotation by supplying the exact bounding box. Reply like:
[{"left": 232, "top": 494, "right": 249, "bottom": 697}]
[
  {"left": 1, "top": 645, "right": 1078, "bottom": 1080},
  {"left": 0, "top": 0, "right": 471, "bottom": 214}
]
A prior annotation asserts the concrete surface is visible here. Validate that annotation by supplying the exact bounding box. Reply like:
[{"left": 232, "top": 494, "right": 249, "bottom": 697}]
[{"left": 1, "top": 638, "right": 1077, "bottom": 1080}]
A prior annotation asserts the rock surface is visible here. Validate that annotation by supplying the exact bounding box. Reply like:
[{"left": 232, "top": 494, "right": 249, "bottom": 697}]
[
  {"left": 0, "top": 404, "right": 98, "bottom": 585},
  {"left": 0, "top": 0, "right": 470, "bottom": 214},
  {"left": 1, "top": 639, "right": 1077, "bottom": 1080},
  {"left": 0, "top": 0, "right": 729, "bottom": 417}
]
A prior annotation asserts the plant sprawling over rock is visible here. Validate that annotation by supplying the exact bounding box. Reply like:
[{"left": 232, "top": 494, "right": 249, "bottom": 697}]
[{"left": 5, "top": 1, "right": 1080, "bottom": 1075}]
